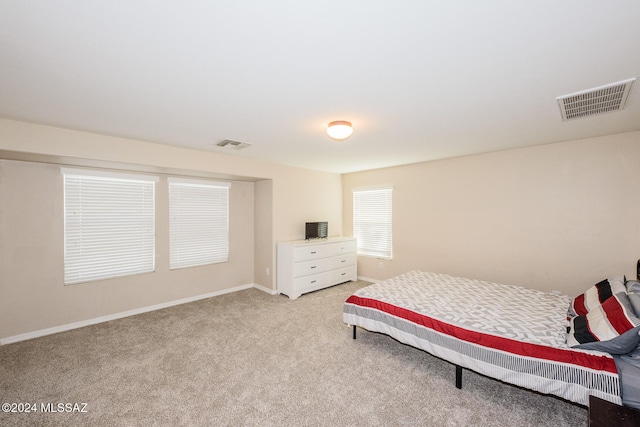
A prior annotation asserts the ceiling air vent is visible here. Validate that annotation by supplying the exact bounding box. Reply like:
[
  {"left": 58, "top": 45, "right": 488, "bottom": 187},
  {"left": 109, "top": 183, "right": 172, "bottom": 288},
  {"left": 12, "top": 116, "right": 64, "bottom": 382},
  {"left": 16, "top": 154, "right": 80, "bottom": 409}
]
[
  {"left": 216, "top": 139, "right": 251, "bottom": 150},
  {"left": 556, "top": 78, "right": 635, "bottom": 121}
]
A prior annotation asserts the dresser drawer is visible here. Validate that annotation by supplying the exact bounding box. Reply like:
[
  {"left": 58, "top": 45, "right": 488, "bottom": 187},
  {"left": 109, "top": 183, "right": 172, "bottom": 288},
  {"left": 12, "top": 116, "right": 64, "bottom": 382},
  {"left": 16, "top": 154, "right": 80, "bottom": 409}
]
[
  {"left": 328, "top": 253, "right": 356, "bottom": 270},
  {"left": 294, "top": 259, "right": 329, "bottom": 277},
  {"left": 329, "top": 265, "right": 356, "bottom": 283},
  {"left": 328, "top": 240, "right": 357, "bottom": 256},
  {"left": 294, "top": 272, "right": 329, "bottom": 292},
  {"left": 293, "top": 245, "right": 328, "bottom": 262}
]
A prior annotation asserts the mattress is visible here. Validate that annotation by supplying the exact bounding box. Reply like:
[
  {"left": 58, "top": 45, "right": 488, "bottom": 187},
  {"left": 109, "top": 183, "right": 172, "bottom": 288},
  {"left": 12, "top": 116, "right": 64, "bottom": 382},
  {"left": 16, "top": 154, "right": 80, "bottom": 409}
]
[{"left": 343, "top": 270, "right": 621, "bottom": 406}]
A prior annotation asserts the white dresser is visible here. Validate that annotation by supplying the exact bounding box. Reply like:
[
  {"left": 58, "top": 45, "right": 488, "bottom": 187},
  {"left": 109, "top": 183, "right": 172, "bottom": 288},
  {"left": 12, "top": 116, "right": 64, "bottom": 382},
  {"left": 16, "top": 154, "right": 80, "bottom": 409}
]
[{"left": 277, "top": 237, "right": 357, "bottom": 299}]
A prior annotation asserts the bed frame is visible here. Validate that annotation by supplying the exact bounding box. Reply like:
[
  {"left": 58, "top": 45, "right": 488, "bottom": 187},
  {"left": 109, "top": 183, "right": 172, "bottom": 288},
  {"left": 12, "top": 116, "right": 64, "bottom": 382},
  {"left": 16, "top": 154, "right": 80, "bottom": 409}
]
[
  {"left": 354, "top": 324, "right": 467, "bottom": 387},
  {"left": 354, "top": 324, "right": 465, "bottom": 389}
]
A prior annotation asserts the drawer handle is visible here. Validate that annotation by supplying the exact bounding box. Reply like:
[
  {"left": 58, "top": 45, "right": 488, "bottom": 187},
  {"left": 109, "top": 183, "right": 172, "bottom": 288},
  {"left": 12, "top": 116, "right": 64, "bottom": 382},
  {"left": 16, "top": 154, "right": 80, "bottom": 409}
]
[
  {"left": 310, "top": 251, "right": 317, "bottom": 254},
  {"left": 311, "top": 280, "right": 316, "bottom": 284},
  {"left": 311, "top": 266, "right": 317, "bottom": 269},
  {"left": 341, "top": 260, "right": 346, "bottom": 263},
  {"left": 341, "top": 272, "right": 346, "bottom": 276}
]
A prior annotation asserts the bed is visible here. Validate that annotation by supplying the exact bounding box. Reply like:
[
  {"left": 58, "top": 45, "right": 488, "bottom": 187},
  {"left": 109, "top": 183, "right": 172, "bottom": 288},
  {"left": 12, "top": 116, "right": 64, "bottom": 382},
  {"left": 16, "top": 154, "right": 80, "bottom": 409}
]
[{"left": 343, "top": 270, "right": 640, "bottom": 411}]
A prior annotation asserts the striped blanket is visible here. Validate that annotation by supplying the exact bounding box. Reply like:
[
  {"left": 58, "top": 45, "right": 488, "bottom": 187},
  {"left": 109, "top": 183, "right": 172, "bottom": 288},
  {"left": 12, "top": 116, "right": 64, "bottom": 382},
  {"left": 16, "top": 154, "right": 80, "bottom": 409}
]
[{"left": 343, "top": 270, "right": 621, "bottom": 406}]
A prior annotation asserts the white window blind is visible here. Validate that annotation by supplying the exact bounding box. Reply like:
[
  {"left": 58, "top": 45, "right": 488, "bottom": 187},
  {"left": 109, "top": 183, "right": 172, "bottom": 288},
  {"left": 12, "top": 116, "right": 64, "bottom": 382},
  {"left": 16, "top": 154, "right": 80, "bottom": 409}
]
[
  {"left": 353, "top": 186, "right": 393, "bottom": 259},
  {"left": 168, "top": 178, "right": 230, "bottom": 269},
  {"left": 62, "top": 168, "right": 157, "bottom": 285}
]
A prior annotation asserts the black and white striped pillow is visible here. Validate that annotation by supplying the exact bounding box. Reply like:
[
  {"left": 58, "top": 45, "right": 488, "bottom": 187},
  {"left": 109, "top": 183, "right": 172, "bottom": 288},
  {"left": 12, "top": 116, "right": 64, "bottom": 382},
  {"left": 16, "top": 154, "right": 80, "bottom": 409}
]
[
  {"left": 568, "top": 292, "right": 640, "bottom": 351},
  {"left": 569, "top": 276, "right": 626, "bottom": 318}
]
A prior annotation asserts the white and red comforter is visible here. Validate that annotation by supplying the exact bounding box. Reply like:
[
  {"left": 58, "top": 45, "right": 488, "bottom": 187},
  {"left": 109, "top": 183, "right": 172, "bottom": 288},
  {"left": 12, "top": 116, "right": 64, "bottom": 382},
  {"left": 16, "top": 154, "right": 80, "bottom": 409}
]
[{"left": 343, "top": 270, "right": 620, "bottom": 406}]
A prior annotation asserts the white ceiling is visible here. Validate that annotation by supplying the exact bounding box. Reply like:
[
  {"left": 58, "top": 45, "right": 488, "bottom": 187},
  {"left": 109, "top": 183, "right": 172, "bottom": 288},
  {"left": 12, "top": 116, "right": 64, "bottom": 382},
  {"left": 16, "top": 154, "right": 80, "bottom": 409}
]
[{"left": 1, "top": 1, "right": 639, "bottom": 174}]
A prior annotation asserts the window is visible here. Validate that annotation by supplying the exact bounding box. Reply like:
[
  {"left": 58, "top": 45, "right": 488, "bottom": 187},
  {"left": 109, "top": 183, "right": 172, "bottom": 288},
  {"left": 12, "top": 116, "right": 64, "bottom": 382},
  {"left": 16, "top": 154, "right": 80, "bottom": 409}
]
[
  {"left": 168, "top": 178, "right": 230, "bottom": 269},
  {"left": 62, "top": 168, "right": 157, "bottom": 285},
  {"left": 353, "top": 186, "right": 393, "bottom": 259}
]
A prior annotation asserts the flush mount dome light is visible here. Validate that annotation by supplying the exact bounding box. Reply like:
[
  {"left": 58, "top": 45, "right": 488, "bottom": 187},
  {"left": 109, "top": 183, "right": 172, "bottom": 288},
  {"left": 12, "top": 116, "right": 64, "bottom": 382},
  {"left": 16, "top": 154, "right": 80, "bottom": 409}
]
[{"left": 327, "top": 121, "right": 353, "bottom": 140}]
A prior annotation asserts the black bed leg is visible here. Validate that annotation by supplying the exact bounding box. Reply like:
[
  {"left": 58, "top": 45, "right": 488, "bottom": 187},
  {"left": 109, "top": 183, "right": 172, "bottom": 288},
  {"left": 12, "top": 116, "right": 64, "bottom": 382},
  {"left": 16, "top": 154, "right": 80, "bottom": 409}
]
[
  {"left": 352, "top": 325, "right": 357, "bottom": 339},
  {"left": 455, "top": 365, "right": 462, "bottom": 389}
]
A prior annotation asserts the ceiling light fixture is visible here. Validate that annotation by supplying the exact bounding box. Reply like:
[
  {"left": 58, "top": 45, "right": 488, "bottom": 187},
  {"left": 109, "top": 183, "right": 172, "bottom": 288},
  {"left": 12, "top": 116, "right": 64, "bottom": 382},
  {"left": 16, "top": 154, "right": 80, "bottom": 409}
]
[{"left": 327, "top": 121, "right": 353, "bottom": 140}]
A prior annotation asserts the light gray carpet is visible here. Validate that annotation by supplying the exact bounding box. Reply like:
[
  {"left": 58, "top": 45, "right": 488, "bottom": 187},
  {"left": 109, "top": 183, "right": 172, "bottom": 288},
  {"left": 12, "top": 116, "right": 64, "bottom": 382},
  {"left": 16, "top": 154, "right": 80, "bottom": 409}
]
[{"left": 0, "top": 281, "right": 587, "bottom": 426}]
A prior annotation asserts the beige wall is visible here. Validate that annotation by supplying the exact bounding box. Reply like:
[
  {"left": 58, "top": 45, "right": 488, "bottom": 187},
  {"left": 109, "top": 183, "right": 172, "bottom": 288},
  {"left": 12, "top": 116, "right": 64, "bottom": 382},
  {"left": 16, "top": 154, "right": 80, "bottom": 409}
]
[
  {"left": 254, "top": 179, "right": 273, "bottom": 288},
  {"left": 343, "top": 131, "right": 640, "bottom": 298},
  {"left": 0, "top": 119, "right": 343, "bottom": 340}
]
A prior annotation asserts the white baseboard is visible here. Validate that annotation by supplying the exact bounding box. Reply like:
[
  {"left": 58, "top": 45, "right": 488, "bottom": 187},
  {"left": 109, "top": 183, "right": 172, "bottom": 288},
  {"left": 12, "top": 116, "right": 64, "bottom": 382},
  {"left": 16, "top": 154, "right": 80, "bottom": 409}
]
[
  {"left": 1, "top": 283, "right": 276, "bottom": 345},
  {"left": 254, "top": 283, "right": 278, "bottom": 295},
  {"left": 357, "top": 276, "right": 380, "bottom": 284}
]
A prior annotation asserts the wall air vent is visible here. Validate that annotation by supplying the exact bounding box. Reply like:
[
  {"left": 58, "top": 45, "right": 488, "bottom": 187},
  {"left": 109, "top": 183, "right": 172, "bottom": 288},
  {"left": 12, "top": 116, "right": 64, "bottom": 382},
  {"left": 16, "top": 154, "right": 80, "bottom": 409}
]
[
  {"left": 216, "top": 139, "right": 251, "bottom": 150},
  {"left": 556, "top": 78, "right": 635, "bottom": 121}
]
